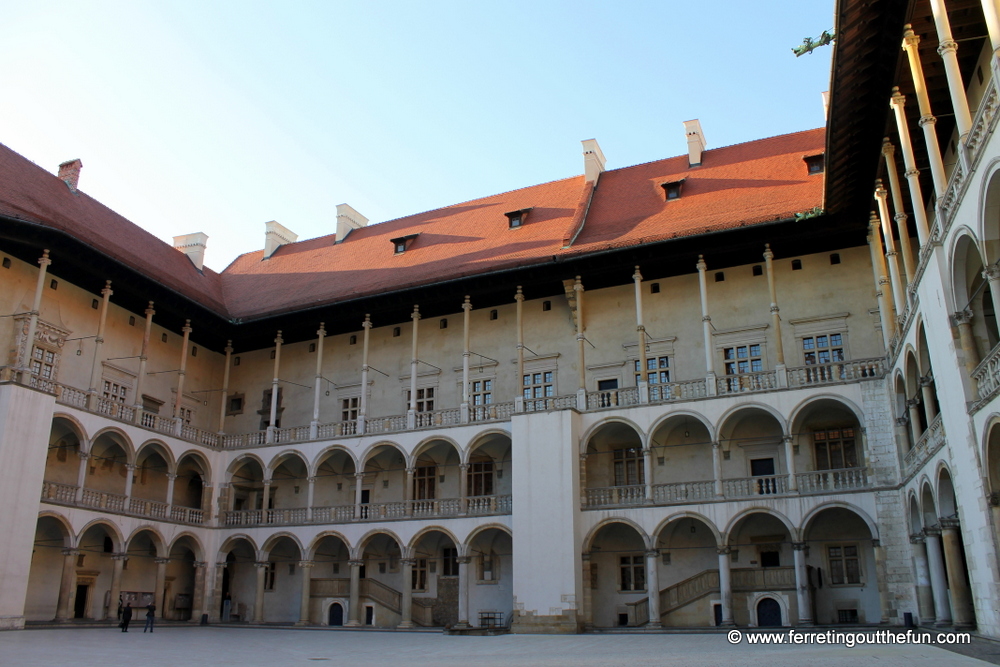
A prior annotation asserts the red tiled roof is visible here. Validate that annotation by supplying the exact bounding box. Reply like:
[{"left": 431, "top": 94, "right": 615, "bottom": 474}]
[{"left": 0, "top": 129, "right": 824, "bottom": 321}]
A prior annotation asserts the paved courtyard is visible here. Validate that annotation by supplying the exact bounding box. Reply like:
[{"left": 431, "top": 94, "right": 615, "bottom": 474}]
[{"left": 3, "top": 627, "right": 1000, "bottom": 667}]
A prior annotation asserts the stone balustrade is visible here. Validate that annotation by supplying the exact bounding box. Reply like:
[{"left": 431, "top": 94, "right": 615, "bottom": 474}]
[
  {"left": 795, "top": 467, "right": 867, "bottom": 494},
  {"left": 903, "top": 414, "right": 946, "bottom": 479},
  {"left": 716, "top": 371, "right": 778, "bottom": 395},
  {"left": 973, "top": 343, "right": 1000, "bottom": 405},
  {"left": 786, "top": 358, "right": 885, "bottom": 387},
  {"left": 41, "top": 480, "right": 206, "bottom": 524},
  {"left": 651, "top": 480, "right": 716, "bottom": 504}
]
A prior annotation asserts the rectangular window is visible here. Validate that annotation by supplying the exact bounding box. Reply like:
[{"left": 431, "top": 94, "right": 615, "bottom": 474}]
[
  {"left": 828, "top": 544, "right": 861, "bottom": 585},
  {"left": 178, "top": 407, "right": 194, "bottom": 425},
  {"left": 264, "top": 562, "right": 277, "bottom": 590},
  {"left": 723, "top": 344, "right": 762, "bottom": 375},
  {"left": 479, "top": 552, "right": 496, "bottom": 582},
  {"left": 471, "top": 379, "right": 493, "bottom": 406},
  {"left": 413, "top": 465, "right": 436, "bottom": 500},
  {"left": 29, "top": 345, "right": 56, "bottom": 384},
  {"left": 802, "top": 333, "right": 844, "bottom": 365},
  {"left": 634, "top": 355, "right": 670, "bottom": 385},
  {"left": 341, "top": 397, "right": 360, "bottom": 421},
  {"left": 619, "top": 555, "right": 645, "bottom": 591},
  {"left": 102, "top": 379, "right": 128, "bottom": 404},
  {"left": 467, "top": 461, "right": 494, "bottom": 496},
  {"left": 523, "top": 371, "right": 554, "bottom": 400},
  {"left": 406, "top": 388, "right": 435, "bottom": 412},
  {"left": 613, "top": 447, "right": 645, "bottom": 486},
  {"left": 411, "top": 558, "right": 428, "bottom": 591},
  {"left": 442, "top": 548, "right": 458, "bottom": 577},
  {"left": 813, "top": 428, "right": 858, "bottom": 470}
]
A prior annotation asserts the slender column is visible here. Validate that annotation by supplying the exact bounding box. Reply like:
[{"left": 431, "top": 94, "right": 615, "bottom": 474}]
[
  {"left": 74, "top": 451, "right": 89, "bottom": 502},
  {"left": 902, "top": 26, "right": 948, "bottom": 198},
  {"left": 210, "top": 562, "right": 226, "bottom": 623},
  {"left": 54, "top": 548, "right": 79, "bottom": 621},
  {"left": 133, "top": 302, "right": 155, "bottom": 416},
  {"left": 869, "top": 214, "right": 898, "bottom": 335},
  {"left": 983, "top": 0, "right": 1000, "bottom": 52},
  {"left": 154, "top": 557, "right": 168, "bottom": 619},
  {"left": 398, "top": 558, "right": 414, "bottom": 628},
  {"left": 18, "top": 250, "right": 51, "bottom": 382},
  {"left": 173, "top": 320, "right": 192, "bottom": 435},
  {"left": 940, "top": 518, "right": 975, "bottom": 627},
  {"left": 907, "top": 398, "right": 924, "bottom": 443},
  {"left": 297, "top": 560, "right": 314, "bottom": 625},
  {"left": 253, "top": 562, "right": 267, "bottom": 623},
  {"left": 696, "top": 256, "right": 716, "bottom": 393},
  {"left": 86, "top": 280, "right": 113, "bottom": 408},
  {"left": 712, "top": 442, "right": 724, "bottom": 497},
  {"left": 645, "top": 550, "right": 662, "bottom": 628},
  {"left": 632, "top": 267, "right": 649, "bottom": 403},
  {"left": 123, "top": 464, "right": 135, "bottom": 500},
  {"left": 717, "top": 547, "right": 734, "bottom": 626},
  {"left": 911, "top": 534, "right": 936, "bottom": 623},
  {"left": 792, "top": 543, "right": 813, "bottom": 625},
  {"left": 762, "top": 244, "right": 786, "bottom": 368},
  {"left": 931, "top": 0, "right": 973, "bottom": 141},
  {"left": 461, "top": 296, "right": 472, "bottom": 423},
  {"left": 261, "top": 480, "right": 272, "bottom": 514},
  {"left": 108, "top": 554, "right": 126, "bottom": 621},
  {"left": 924, "top": 528, "right": 953, "bottom": 626},
  {"left": 984, "top": 266, "right": 1000, "bottom": 334},
  {"left": 218, "top": 340, "right": 233, "bottom": 433},
  {"left": 202, "top": 484, "right": 214, "bottom": 522},
  {"left": 920, "top": 376, "right": 939, "bottom": 422},
  {"left": 358, "top": 315, "right": 372, "bottom": 434},
  {"left": 346, "top": 560, "right": 362, "bottom": 626},
  {"left": 266, "top": 330, "right": 283, "bottom": 443},
  {"left": 883, "top": 141, "right": 916, "bottom": 283},
  {"left": 515, "top": 286, "right": 525, "bottom": 409},
  {"left": 165, "top": 473, "right": 177, "bottom": 508},
  {"left": 306, "top": 477, "right": 316, "bottom": 522},
  {"left": 354, "top": 472, "right": 365, "bottom": 520},
  {"left": 574, "top": 277, "right": 587, "bottom": 410},
  {"left": 459, "top": 463, "right": 469, "bottom": 514},
  {"left": 456, "top": 556, "right": 471, "bottom": 628},
  {"left": 581, "top": 553, "right": 594, "bottom": 629},
  {"left": 783, "top": 435, "right": 798, "bottom": 492},
  {"left": 642, "top": 448, "right": 654, "bottom": 502},
  {"left": 311, "top": 324, "right": 326, "bottom": 438},
  {"left": 190, "top": 561, "right": 207, "bottom": 623},
  {"left": 890, "top": 90, "right": 932, "bottom": 247},
  {"left": 404, "top": 467, "right": 415, "bottom": 516},
  {"left": 408, "top": 306, "right": 420, "bottom": 428},
  {"left": 872, "top": 538, "right": 891, "bottom": 623},
  {"left": 876, "top": 182, "right": 907, "bottom": 318},
  {"left": 955, "top": 309, "right": 981, "bottom": 374}
]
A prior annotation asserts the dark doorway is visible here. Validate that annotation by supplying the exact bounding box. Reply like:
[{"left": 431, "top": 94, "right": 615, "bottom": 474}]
[
  {"left": 756, "top": 598, "right": 781, "bottom": 627},
  {"left": 713, "top": 604, "right": 722, "bottom": 627},
  {"left": 73, "top": 584, "right": 88, "bottom": 619},
  {"left": 328, "top": 603, "right": 343, "bottom": 626},
  {"left": 365, "top": 606, "right": 374, "bottom": 625},
  {"left": 760, "top": 551, "right": 780, "bottom": 568},
  {"left": 750, "top": 458, "right": 777, "bottom": 494},
  {"left": 360, "top": 489, "right": 370, "bottom": 519},
  {"left": 220, "top": 566, "right": 230, "bottom": 616},
  {"left": 618, "top": 613, "right": 629, "bottom": 626}
]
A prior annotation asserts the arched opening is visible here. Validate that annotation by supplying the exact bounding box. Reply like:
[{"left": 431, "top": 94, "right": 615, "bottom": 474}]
[
  {"left": 790, "top": 399, "right": 866, "bottom": 491},
  {"left": 916, "top": 325, "right": 941, "bottom": 426},
  {"left": 726, "top": 512, "right": 794, "bottom": 626},
  {"left": 655, "top": 516, "right": 720, "bottom": 627},
  {"left": 802, "top": 507, "right": 879, "bottom": 625},
  {"left": 586, "top": 522, "right": 648, "bottom": 628},
  {"left": 123, "top": 529, "right": 165, "bottom": 621},
  {"left": 357, "top": 532, "right": 404, "bottom": 627},
  {"left": 310, "top": 534, "right": 351, "bottom": 625},
  {"left": 73, "top": 522, "right": 122, "bottom": 620},
  {"left": 938, "top": 469, "right": 976, "bottom": 627},
  {"left": 895, "top": 375, "right": 913, "bottom": 453},
  {"left": 173, "top": 453, "right": 208, "bottom": 520},
  {"left": 584, "top": 422, "right": 646, "bottom": 507},
  {"left": 905, "top": 353, "right": 927, "bottom": 437},
  {"left": 409, "top": 529, "right": 459, "bottom": 627},
  {"left": 361, "top": 445, "right": 407, "bottom": 519},
  {"left": 328, "top": 602, "right": 344, "bottom": 626},
  {"left": 718, "top": 408, "right": 786, "bottom": 497},
  {"left": 226, "top": 457, "right": 265, "bottom": 525},
  {"left": 755, "top": 597, "right": 782, "bottom": 627},
  {"left": 261, "top": 535, "right": 304, "bottom": 623},
  {"left": 218, "top": 537, "right": 257, "bottom": 623},
  {"left": 43, "top": 418, "right": 84, "bottom": 496},
  {"left": 131, "top": 443, "right": 172, "bottom": 515},
  {"left": 24, "top": 515, "right": 73, "bottom": 620},
  {"left": 410, "top": 439, "right": 461, "bottom": 515},
  {"left": 85, "top": 431, "right": 131, "bottom": 508},
  {"left": 165, "top": 535, "right": 201, "bottom": 620},
  {"left": 952, "top": 234, "right": 993, "bottom": 368},
  {"left": 312, "top": 448, "right": 357, "bottom": 522},
  {"left": 466, "top": 433, "right": 512, "bottom": 515},
  {"left": 268, "top": 452, "right": 310, "bottom": 522},
  {"left": 647, "top": 415, "right": 714, "bottom": 503},
  {"left": 466, "top": 527, "right": 513, "bottom": 629}
]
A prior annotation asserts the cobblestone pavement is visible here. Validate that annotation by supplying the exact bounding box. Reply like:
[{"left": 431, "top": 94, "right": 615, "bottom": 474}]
[{"left": 0, "top": 627, "right": 996, "bottom": 666}]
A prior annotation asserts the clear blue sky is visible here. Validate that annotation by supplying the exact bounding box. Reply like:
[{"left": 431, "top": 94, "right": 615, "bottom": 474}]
[{"left": 2, "top": 1, "right": 834, "bottom": 270}]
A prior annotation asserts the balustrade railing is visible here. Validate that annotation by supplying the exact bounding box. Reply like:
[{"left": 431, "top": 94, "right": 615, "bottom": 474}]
[
  {"left": 129, "top": 497, "right": 169, "bottom": 519},
  {"left": 470, "top": 401, "right": 514, "bottom": 422},
  {"left": 651, "top": 480, "right": 716, "bottom": 504},
  {"left": 311, "top": 505, "right": 356, "bottom": 523},
  {"left": 181, "top": 423, "right": 221, "bottom": 447},
  {"left": 524, "top": 395, "right": 578, "bottom": 412},
  {"left": 584, "top": 485, "right": 645, "bottom": 507},
  {"left": 223, "top": 509, "right": 264, "bottom": 526},
  {"left": 795, "top": 468, "right": 867, "bottom": 493},
  {"left": 722, "top": 475, "right": 787, "bottom": 498},
  {"left": 467, "top": 494, "right": 511, "bottom": 515},
  {"left": 96, "top": 397, "right": 135, "bottom": 422},
  {"left": 169, "top": 506, "right": 205, "bottom": 524},
  {"left": 716, "top": 371, "right": 777, "bottom": 395},
  {"left": 903, "top": 414, "right": 945, "bottom": 477},
  {"left": 410, "top": 498, "right": 462, "bottom": 517},
  {"left": 414, "top": 408, "right": 462, "bottom": 429},
  {"left": 41, "top": 480, "right": 78, "bottom": 503},
  {"left": 973, "top": 343, "right": 1000, "bottom": 403},
  {"left": 360, "top": 502, "right": 408, "bottom": 521},
  {"left": 366, "top": 415, "right": 408, "bottom": 434},
  {"left": 266, "top": 507, "right": 309, "bottom": 524},
  {"left": 274, "top": 425, "right": 311, "bottom": 444},
  {"left": 649, "top": 379, "right": 708, "bottom": 402},
  {"left": 317, "top": 420, "right": 358, "bottom": 438},
  {"left": 55, "top": 384, "right": 88, "bottom": 407},
  {"left": 586, "top": 387, "right": 640, "bottom": 410},
  {"left": 80, "top": 488, "right": 127, "bottom": 512},
  {"left": 786, "top": 358, "right": 884, "bottom": 387}
]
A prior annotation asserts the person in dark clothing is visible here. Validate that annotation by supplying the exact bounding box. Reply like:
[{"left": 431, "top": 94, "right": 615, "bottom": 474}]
[
  {"left": 143, "top": 603, "right": 155, "bottom": 633},
  {"left": 117, "top": 595, "right": 123, "bottom": 620},
  {"left": 121, "top": 603, "right": 133, "bottom": 632}
]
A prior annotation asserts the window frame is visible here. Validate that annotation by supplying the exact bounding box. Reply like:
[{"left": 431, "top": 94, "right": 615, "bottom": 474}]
[
  {"left": 826, "top": 542, "right": 863, "bottom": 586},
  {"left": 618, "top": 554, "right": 646, "bottom": 592}
]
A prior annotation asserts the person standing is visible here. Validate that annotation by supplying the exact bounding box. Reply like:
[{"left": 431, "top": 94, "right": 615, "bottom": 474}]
[
  {"left": 143, "top": 602, "right": 156, "bottom": 633},
  {"left": 121, "top": 603, "right": 133, "bottom": 632},
  {"left": 117, "top": 595, "right": 123, "bottom": 621}
]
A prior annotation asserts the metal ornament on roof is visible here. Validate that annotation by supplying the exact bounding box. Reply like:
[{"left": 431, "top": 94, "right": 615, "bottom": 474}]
[{"left": 792, "top": 30, "right": 835, "bottom": 57}]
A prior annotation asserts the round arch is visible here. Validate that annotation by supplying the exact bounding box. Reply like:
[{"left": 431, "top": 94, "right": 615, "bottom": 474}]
[
  {"left": 408, "top": 525, "right": 461, "bottom": 557},
  {"left": 716, "top": 403, "right": 788, "bottom": 441},
  {"left": 311, "top": 445, "right": 358, "bottom": 477},
  {"left": 648, "top": 410, "right": 715, "bottom": 446},
  {"left": 581, "top": 518, "right": 651, "bottom": 553},
  {"left": 37, "top": 511, "right": 75, "bottom": 548},
  {"left": 463, "top": 523, "right": 513, "bottom": 556},
  {"left": 227, "top": 453, "right": 266, "bottom": 476},
  {"left": 168, "top": 532, "right": 206, "bottom": 561},
  {"left": 787, "top": 394, "right": 866, "bottom": 435},
  {"left": 579, "top": 417, "right": 645, "bottom": 456},
  {"left": 652, "top": 511, "right": 723, "bottom": 546},
  {"left": 982, "top": 415, "right": 1000, "bottom": 493},
  {"left": 920, "top": 480, "right": 939, "bottom": 528},
  {"left": 217, "top": 534, "right": 259, "bottom": 561},
  {"left": 354, "top": 528, "right": 404, "bottom": 559},
  {"left": 176, "top": 449, "right": 212, "bottom": 479},
  {"left": 125, "top": 525, "right": 168, "bottom": 557},
  {"left": 306, "top": 530, "right": 353, "bottom": 560},
  {"left": 800, "top": 501, "right": 879, "bottom": 541},
  {"left": 260, "top": 532, "right": 305, "bottom": 560},
  {"left": 266, "top": 449, "right": 311, "bottom": 479},
  {"left": 936, "top": 464, "right": 958, "bottom": 519},
  {"left": 723, "top": 507, "right": 798, "bottom": 542},
  {"left": 358, "top": 441, "right": 407, "bottom": 469},
  {"left": 411, "top": 435, "right": 462, "bottom": 467},
  {"left": 979, "top": 156, "right": 1000, "bottom": 265},
  {"left": 51, "top": 413, "right": 89, "bottom": 449},
  {"left": 90, "top": 426, "right": 135, "bottom": 464},
  {"left": 76, "top": 518, "right": 124, "bottom": 552},
  {"left": 464, "top": 429, "right": 513, "bottom": 463}
]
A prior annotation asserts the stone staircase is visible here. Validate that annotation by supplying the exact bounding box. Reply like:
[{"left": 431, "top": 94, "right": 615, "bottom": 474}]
[
  {"left": 655, "top": 566, "right": 796, "bottom": 621},
  {"left": 310, "top": 578, "right": 434, "bottom": 626}
]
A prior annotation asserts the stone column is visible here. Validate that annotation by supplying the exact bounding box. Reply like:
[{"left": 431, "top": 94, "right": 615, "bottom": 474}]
[
  {"left": 253, "top": 562, "right": 268, "bottom": 623},
  {"left": 697, "top": 256, "right": 716, "bottom": 393},
  {"left": 266, "top": 330, "right": 283, "bottom": 443},
  {"left": 18, "top": 249, "right": 51, "bottom": 383},
  {"left": 883, "top": 140, "right": 916, "bottom": 283},
  {"left": 984, "top": 266, "right": 1000, "bottom": 335},
  {"left": 86, "top": 280, "right": 113, "bottom": 410},
  {"left": 456, "top": 555, "right": 471, "bottom": 628},
  {"left": 154, "top": 558, "right": 168, "bottom": 618},
  {"left": 123, "top": 463, "right": 135, "bottom": 501},
  {"left": 107, "top": 554, "right": 126, "bottom": 620},
  {"left": 173, "top": 320, "right": 192, "bottom": 436},
  {"left": 633, "top": 267, "right": 649, "bottom": 402},
  {"left": 717, "top": 547, "right": 734, "bottom": 626},
  {"left": 907, "top": 398, "right": 924, "bottom": 444},
  {"left": 407, "top": 306, "right": 421, "bottom": 429},
  {"left": 398, "top": 558, "right": 414, "bottom": 628},
  {"left": 209, "top": 562, "right": 225, "bottom": 623},
  {"left": 218, "top": 340, "right": 233, "bottom": 433},
  {"left": 763, "top": 245, "right": 787, "bottom": 387},
  {"left": 712, "top": 442, "right": 724, "bottom": 498},
  {"left": 783, "top": 435, "right": 798, "bottom": 492},
  {"left": 924, "top": 528, "right": 953, "bottom": 626},
  {"left": 306, "top": 477, "right": 316, "bottom": 522},
  {"left": 873, "top": 538, "right": 891, "bottom": 624},
  {"left": 581, "top": 553, "right": 594, "bottom": 629},
  {"left": 868, "top": 233, "right": 894, "bottom": 351},
  {"left": 889, "top": 89, "right": 932, "bottom": 248},
  {"left": 643, "top": 448, "right": 654, "bottom": 502},
  {"left": 911, "top": 534, "right": 936, "bottom": 623},
  {"left": 459, "top": 463, "right": 469, "bottom": 514},
  {"left": 955, "top": 309, "right": 981, "bottom": 374},
  {"left": 297, "top": 560, "right": 314, "bottom": 625},
  {"left": 358, "top": 315, "right": 372, "bottom": 434},
  {"left": 940, "top": 519, "right": 975, "bottom": 627},
  {"left": 311, "top": 323, "right": 326, "bottom": 439},
  {"left": 574, "top": 277, "right": 587, "bottom": 410},
  {"left": 261, "top": 480, "right": 272, "bottom": 518},
  {"left": 930, "top": 0, "right": 974, "bottom": 141},
  {"left": 74, "top": 451, "right": 89, "bottom": 502},
  {"left": 792, "top": 543, "right": 813, "bottom": 625},
  {"left": 646, "top": 550, "right": 662, "bottom": 628},
  {"left": 461, "top": 296, "right": 472, "bottom": 423},
  {"left": 983, "top": 0, "right": 1000, "bottom": 52},
  {"left": 346, "top": 560, "right": 362, "bottom": 626},
  {"left": 190, "top": 561, "right": 207, "bottom": 623},
  {"left": 54, "top": 548, "right": 79, "bottom": 621},
  {"left": 133, "top": 302, "right": 155, "bottom": 420},
  {"left": 869, "top": 214, "right": 898, "bottom": 335},
  {"left": 875, "top": 181, "right": 906, "bottom": 316},
  {"left": 354, "top": 472, "right": 365, "bottom": 520},
  {"left": 164, "top": 473, "right": 177, "bottom": 515},
  {"left": 202, "top": 484, "right": 215, "bottom": 523},
  {"left": 902, "top": 26, "right": 948, "bottom": 198},
  {"left": 404, "top": 467, "right": 415, "bottom": 516},
  {"left": 920, "top": 376, "right": 939, "bottom": 423},
  {"left": 515, "top": 286, "right": 525, "bottom": 410}
]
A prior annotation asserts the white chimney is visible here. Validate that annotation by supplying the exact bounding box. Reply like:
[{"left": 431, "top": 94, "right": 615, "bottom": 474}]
[
  {"left": 683, "top": 119, "right": 707, "bottom": 167},
  {"left": 173, "top": 232, "right": 209, "bottom": 271},
  {"left": 581, "top": 139, "right": 606, "bottom": 184},
  {"left": 336, "top": 203, "right": 369, "bottom": 243},
  {"left": 821, "top": 91, "right": 830, "bottom": 119},
  {"left": 263, "top": 220, "right": 298, "bottom": 259},
  {"left": 58, "top": 159, "right": 82, "bottom": 192}
]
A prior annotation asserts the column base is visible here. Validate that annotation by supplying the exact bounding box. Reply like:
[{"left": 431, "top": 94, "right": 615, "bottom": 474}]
[
  {"left": 796, "top": 620, "right": 814, "bottom": 627},
  {"left": 719, "top": 620, "right": 735, "bottom": 627},
  {"left": 0, "top": 615, "right": 25, "bottom": 630},
  {"left": 645, "top": 621, "right": 662, "bottom": 630},
  {"left": 397, "top": 621, "right": 414, "bottom": 629},
  {"left": 345, "top": 620, "right": 362, "bottom": 627},
  {"left": 453, "top": 621, "right": 471, "bottom": 629},
  {"left": 295, "top": 620, "right": 311, "bottom": 627}
]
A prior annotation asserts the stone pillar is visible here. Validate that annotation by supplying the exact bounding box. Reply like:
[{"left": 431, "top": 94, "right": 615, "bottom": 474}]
[
  {"left": 581, "top": 553, "right": 594, "bottom": 629},
  {"left": 253, "top": 562, "right": 268, "bottom": 623},
  {"left": 984, "top": 266, "right": 1000, "bottom": 335},
  {"left": 872, "top": 538, "right": 891, "bottom": 623},
  {"left": 218, "top": 340, "right": 232, "bottom": 433},
  {"left": 346, "top": 560, "right": 362, "bottom": 626},
  {"left": 107, "top": 554, "right": 126, "bottom": 620},
  {"left": 86, "top": 280, "right": 113, "bottom": 410},
  {"left": 164, "top": 473, "right": 177, "bottom": 512},
  {"left": 712, "top": 442, "right": 724, "bottom": 498},
  {"left": 407, "top": 306, "right": 420, "bottom": 429},
  {"left": 875, "top": 181, "right": 907, "bottom": 317},
  {"left": 358, "top": 315, "right": 372, "bottom": 434},
  {"left": 574, "top": 277, "right": 587, "bottom": 410},
  {"left": 924, "top": 529, "right": 953, "bottom": 626},
  {"left": 354, "top": 472, "right": 365, "bottom": 520},
  {"left": 210, "top": 562, "right": 226, "bottom": 623},
  {"left": 868, "top": 231, "right": 895, "bottom": 350},
  {"left": 404, "top": 467, "right": 415, "bottom": 516},
  {"left": 889, "top": 89, "right": 932, "bottom": 248},
  {"left": 154, "top": 558, "right": 168, "bottom": 618},
  {"left": 902, "top": 26, "right": 948, "bottom": 198},
  {"left": 646, "top": 550, "right": 662, "bottom": 628},
  {"left": 262, "top": 480, "right": 272, "bottom": 517},
  {"left": 173, "top": 320, "right": 192, "bottom": 436},
  {"left": 632, "top": 267, "right": 649, "bottom": 402},
  {"left": 17, "top": 250, "right": 51, "bottom": 382},
  {"left": 461, "top": 296, "right": 472, "bottom": 423},
  {"left": 642, "top": 448, "right": 654, "bottom": 502},
  {"left": 930, "top": 0, "right": 973, "bottom": 141},
  {"left": 54, "top": 548, "right": 79, "bottom": 621},
  {"left": 955, "top": 309, "right": 980, "bottom": 374},
  {"left": 783, "top": 435, "right": 798, "bottom": 492},
  {"left": 883, "top": 140, "right": 916, "bottom": 283},
  {"left": 983, "top": 0, "right": 1000, "bottom": 52},
  {"left": 306, "top": 477, "right": 316, "bottom": 522},
  {"left": 297, "top": 560, "right": 314, "bottom": 625},
  {"left": 696, "top": 256, "right": 716, "bottom": 393},
  {"left": 266, "top": 330, "right": 283, "bottom": 443},
  {"left": 456, "top": 555, "right": 471, "bottom": 628},
  {"left": 202, "top": 484, "right": 215, "bottom": 523},
  {"left": 907, "top": 398, "right": 924, "bottom": 444},
  {"left": 869, "top": 214, "right": 898, "bottom": 335},
  {"left": 123, "top": 463, "right": 135, "bottom": 500},
  {"left": 311, "top": 324, "right": 326, "bottom": 439},
  {"left": 459, "top": 463, "right": 469, "bottom": 514},
  {"left": 792, "top": 543, "right": 813, "bottom": 625},
  {"left": 399, "top": 558, "right": 414, "bottom": 628},
  {"left": 920, "top": 376, "right": 939, "bottom": 423},
  {"left": 940, "top": 519, "right": 975, "bottom": 627},
  {"left": 190, "top": 561, "right": 206, "bottom": 623},
  {"left": 717, "top": 547, "right": 734, "bottom": 626},
  {"left": 515, "top": 286, "right": 525, "bottom": 409},
  {"left": 911, "top": 534, "right": 936, "bottom": 623},
  {"left": 74, "top": 451, "right": 89, "bottom": 502}
]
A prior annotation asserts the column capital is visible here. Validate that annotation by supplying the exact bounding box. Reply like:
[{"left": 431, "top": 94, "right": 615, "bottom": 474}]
[
  {"left": 870, "top": 538, "right": 881, "bottom": 548},
  {"left": 919, "top": 374, "right": 935, "bottom": 387},
  {"left": 317, "top": 322, "right": 326, "bottom": 337},
  {"left": 905, "top": 398, "right": 921, "bottom": 408},
  {"left": 988, "top": 491, "right": 1000, "bottom": 507},
  {"left": 696, "top": 255, "right": 707, "bottom": 272},
  {"left": 459, "top": 462, "right": 470, "bottom": 471},
  {"left": 868, "top": 211, "right": 879, "bottom": 231},
  {"left": 306, "top": 476, "right": 317, "bottom": 484},
  {"left": 893, "top": 211, "right": 909, "bottom": 224},
  {"left": 462, "top": 295, "right": 472, "bottom": 312},
  {"left": 939, "top": 517, "right": 961, "bottom": 530},
  {"left": 297, "top": 560, "right": 315, "bottom": 569},
  {"left": 645, "top": 549, "right": 660, "bottom": 559},
  {"left": 712, "top": 441, "right": 721, "bottom": 449},
  {"left": 514, "top": 285, "right": 524, "bottom": 303},
  {"left": 354, "top": 471, "right": 365, "bottom": 480},
  {"left": 954, "top": 308, "right": 974, "bottom": 325},
  {"left": 77, "top": 450, "right": 90, "bottom": 461},
  {"left": 182, "top": 319, "right": 192, "bottom": 335},
  {"left": 782, "top": 434, "right": 794, "bottom": 444},
  {"left": 192, "top": 561, "right": 207, "bottom": 568},
  {"left": 100, "top": 280, "right": 113, "bottom": 297},
  {"left": 716, "top": 546, "right": 731, "bottom": 556},
  {"left": 792, "top": 542, "right": 808, "bottom": 551},
  {"left": 573, "top": 275, "right": 583, "bottom": 292},
  {"left": 112, "top": 553, "right": 129, "bottom": 561},
  {"left": 904, "top": 167, "right": 920, "bottom": 179},
  {"left": 874, "top": 179, "right": 888, "bottom": 200},
  {"left": 918, "top": 114, "right": 937, "bottom": 128},
  {"left": 254, "top": 561, "right": 270, "bottom": 569},
  {"left": 62, "top": 548, "right": 80, "bottom": 557},
  {"left": 166, "top": 473, "right": 178, "bottom": 481},
  {"left": 224, "top": 340, "right": 233, "bottom": 355},
  {"left": 890, "top": 87, "right": 907, "bottom": 108},
  {"left": 984, "top": 265, "right": 1000, "bottom": 282},
  {"left": 399, "top": 558, "right": 416, "bottom": 567},
  {"left": 902, "top": 24, "right": 921, "bottom": 49},
  {"left": 362, "top": 314, "right": 372, "bottom": 330},
  {"left": 581, "top": 552, "right": 591, "bottom": 562},
  {"left": 896, "top": 416, "right": 910, "bottom": 427},
  {"left": 144, "top": 301, "right": 155, "bottom": 317},
  {"left": 411, "top": 304, "right": 421, "bottom": 321},
  {"left": 456, "top": 556, "right": 472, "bottom": 565},
  {"left": 274, "top": 330, "right": 283, "bottom": 346},
  {"left": 769, "top": 304, "right": 780, "bottom": 314},
  {"left": 215, "top": 562, "right": 227, "bottom": 570},
  {"left": 881, "top": 137, "right": 896, "bottom": 157},
  {"left": 937, "top": 39, "right": 959, "bottom": 56},
  {"left": 763, "top": 243, "right": 774, "bottom": 261},
  {"left": 632, "top": 265, "right": 643, "bottom": 282},
  {"left": 348, "top": 559, "right": 364, "bottom": 568},
  {"left": 39, "top": 249, "right": 52, "bottom": 267},
  {"left": 909, "top": 533, "right": 926, "bottom": 545},
  {"left": 154, "top": 557, "right": 170, "bottom": 565},
  {"left": 125, "top": 463, "right": 136, "bottom": 471},
  {"left": 923, "top": 527, "right": 942, "bottom": 538}
]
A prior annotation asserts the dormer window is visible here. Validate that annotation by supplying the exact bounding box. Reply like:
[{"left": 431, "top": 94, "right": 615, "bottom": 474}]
[
  {"left": 804, "top": 154, "right": 825, "bottom": 175},
  {"left": 390, "top": 234, "right": 419, "bottom": 254},
  {"left": 505, "top": 208, "right": 532, "bottom": 229},
  {"left": 661, "top": 179, "right": 685, "bottom": 201}
]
